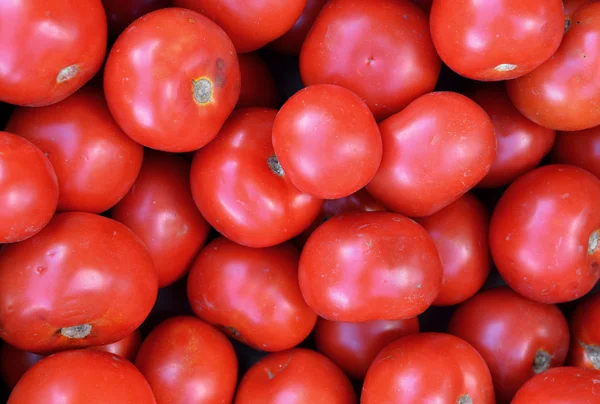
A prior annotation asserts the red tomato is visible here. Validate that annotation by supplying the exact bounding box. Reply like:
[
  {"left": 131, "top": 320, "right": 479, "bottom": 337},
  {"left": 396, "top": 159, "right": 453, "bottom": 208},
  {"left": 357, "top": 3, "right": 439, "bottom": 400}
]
[
  {"left": 91, "top": 329, "right": 143, "bottom": 363},
  {"left": 104, "top": 8, "right": 240, "bottom": 152},
  {"left": 111, "top": 151, "right": 210, "bottom": 287},
  {"left": 299, "top": 212, "right": 442, "bottom": 322},
  {"left": 564, "top": 0, "right": 599, "bottom": 30},
  {"left": 5, "top": 87, "right": 144, "bottom": 213},
  {"left": 102, "top": 0, "right": 172, "bottom": 39},
  {"left": 7, "top": 350, "right": 156, "bottom": 404},
  {"left": 234, "top": 348, "right": 356, "bottom": 404},
  {"left": 173, "top": 0, "right": 307, "bottom": 53},
  {"left": 0, "top": 132, "right": 58, "bottom": 243},
  {"left": 190, "top": 108, "right": 322, "bottom": 248},
  {"left": 507, "top": 3, "right": 600, "bottom": 131},
  {"left": 490, "top": 165, "right": 600, "bottom": 303},
  {"left": 188, "top": 237, "right": 317, "bottom": 351},
  {"left": 269, "top": 0, "right": 327, "bottom": 55},
  {"left": 0, "top": 212, "right": 158, "bottom": 353},
  {"left": 236, "top": 53, "right": 278, "bottom": 109},
  {"left": 568, "top": 292, "right": 600, "bottom": 369},
  {"left": 300, "top": 0, "right": 440, "bottom": 121},
  {"left": 136, "top": 316, "right": 237, "bottom": 403},
  {"left": 417, "top": 193, "right": 491, "bottom": 306},
  {"left": 0, "top": 0, "right": 107, "bottom": 107},
  {"left": 511, "top": 367, "right": 600, "bottom": 404},
  {"left": 0, "top": 343, "right": 43, "bottom": 391},
  {"left": 366, "top": 92, "right": 496, "bottom": 218},
  {"left": 272, "top": 84, "right": 382, "bottom": 199},
  {"left": 314, "top": 317, "right": 420, "bottom": 380},
  {"left": 362, "top": 333, "right": 494, "bottom": 403},
  {"left": 551, "top": 125, "right": 600, "bottom": 179}
]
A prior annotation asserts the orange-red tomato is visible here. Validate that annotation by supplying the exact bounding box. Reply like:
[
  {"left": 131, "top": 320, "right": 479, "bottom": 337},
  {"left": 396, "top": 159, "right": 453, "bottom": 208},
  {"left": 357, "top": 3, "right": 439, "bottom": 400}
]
[
  {"left": 568, "top": 292, "right": 600, "bottom": 370},
  {"left": 551, "top": 125, "right": 600, "bottom": 179},
  {"left": 511, "top": 367, "right": 600, "bottom": 404},
  {"left": 91, "top": 329, "right": 143, "bottom": 363},
  {"left": 564, "top": 0, "right": 599, "bottom": 29},
  {"left": 269, "top": 0, "right": 327, "bottom": 55},
  {"left": 236, "top": 53, "right": 278, "bottom": 109}
]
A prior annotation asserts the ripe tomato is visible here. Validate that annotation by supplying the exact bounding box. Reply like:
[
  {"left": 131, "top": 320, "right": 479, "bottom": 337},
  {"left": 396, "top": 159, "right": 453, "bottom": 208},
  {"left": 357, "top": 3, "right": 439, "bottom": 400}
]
[
  {"left": 551, "top": 125, "right": 600, "bottom": 179},
  {"left": 507, "top": 2, "right": 600, "bottom": 131},
  {"left": 490, "top": 165, "right": 600, "bottom": 303},
  {"left": 564, "top": 0, "right": 599, "bottom": 30},
  {"left": 101, "top": 0, "right": 172, "bottom": 39},
  {"left": 272, "top": 84, "right": 382, "bottom": 199},
  {"left": 300, "top": 0, "right": 440, "bottom": 121},
  {"left": 269, "top": 0, "right": 327, "bottom": 55},
  {"left": 7, "top": 350, "right": 156, "bottom": 404},
  {"left": 568, "top": 292, "right": 600, "bottom": 369},
  {"left": 111, "top": 151, "right": 210, "bottom": 288},
  {"left": 190, "top": 108, "right": 322, "bottom": 248},
  {"left": 5, "top": 87, "right": 144, "bottom": 213},
  {"left": 0, "top": 0, "right": 107, "bottom": 107},
  {"left": 0, "top": 343, "right": 43, "bottom": 391},
  {"left": 234, "top": 348, "right": 356, "bottom": 404},
  {"left": 104, "top": 8, "right": 240, "bottom": 152},
  {"left": 91, "top": 329, "right": 143, "bottom": 362},
  {"left": 314, "top": 317, "right": 420, "bottom": 380},
  {"left": 299, "top": 212, "right": 442, "bottom": 322},
  {"left": 417, "top": 193, "right": 491, "bottom": 306},
  {"left": 136, "top": 316, "right": 237, "bottom": 403},
  {"left": 362, "top": 333, "right": 494, "bottom": 403},
  {"left": 366, "top": 92, "right": 496, "bottom": 217},
  {"left": 0, "top": 132, "right": 58, "bottom": 243},
  {"left": 188, "top": 237, "right": 317, "bottom": 351},
  {"left": 0, "top": 212, "right": 158, "bottom": 353},
  {"left": 236, "top": 53, "right": 278, "bottom": 109},
  {"left": 511, "top": 367, "right": 600, "bottom": 404}
]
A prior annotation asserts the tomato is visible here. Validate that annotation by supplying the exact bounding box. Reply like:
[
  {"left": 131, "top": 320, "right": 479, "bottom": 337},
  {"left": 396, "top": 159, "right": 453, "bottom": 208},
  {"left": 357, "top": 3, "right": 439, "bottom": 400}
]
[
  {"left": 300, "top": 0, "right": 440, "bottom": 121},
  {"left": 101, "top": 0, "right": 172, "bottom": 39},
  {"left": 568, "top": 292, "right": 600, "bottom": 369},
  {"left": 5, "top": 87, "right": 144, "bottom": 213},
  {"left": 366, "top": 92, "right": 496, "bottom": 218},
  {"left": 362, "top": 333, "right": 494, "bottom": 403},
  {"left": 564, "top": 0, "right": 599, "bottom": 30},
  {"left": 0, "top": 0, "right": 106, "bottom": 107},
  {"left": 269, "top": 0, "right": 327, "bottom": 55},
  {"left": 417, "top": 193, "right": 491, "bottom": 306},
  {"left": 234, "top": 348, "right": 356, "bottom": 404},
  {"left": 314, "top": 317, "right": 420, "bottom": 380},
  {"left": 0, "top": 212, "right": 158, "bottom": 354},
  {"left": 551, "top": 125, "right": 600, "bottom": 179},
  {"left": 136, "top": 316, "right": 237, "bottom": 403},
  {"left": 507, "top": 3, "right": 600, "bottom": 131},
  {"left": 111, "top": 151, "right": 210, "bottom": 287},
  {"left": 0, "top": 343, "right": 43, "bottom": 391},
  {"left": 272, "top": 84, "right": 382, "bottom": 199},
  {"left": 7, "top": 350, "right": 156, "bottom": 404},
  {"left": 104, "top": 8, "right": 240, "bottom": 152},
  {"left": 190, "top": 108, "right": 322, "bottom": 248},
  {"left": 188, "top": 237, "right": 317, "bottom": 351},
  {"left": 173, "top": 0, "right": 307, "bottom": 53},
  {"left": 91, "top": 329, "right": 143, "bottom": 362},
  {"left": 299, "top": 212, "right": 442, "bottom": 322},
  {"left": 236, "top": 53, "right": 278, "bottom": 109},
  {"left": 511, "top": 367, "right": 600, "bottom": 404},
  {"left": 0, "top": 132, "right": 58, "bottom": 243}
]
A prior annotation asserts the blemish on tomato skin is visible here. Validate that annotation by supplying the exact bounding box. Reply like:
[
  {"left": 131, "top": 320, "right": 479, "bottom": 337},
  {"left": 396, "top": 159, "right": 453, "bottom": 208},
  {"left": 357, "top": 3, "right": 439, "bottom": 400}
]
[
  {"left": 192, "top": 77, "right": 213, "bottom": 104},
  {"left": 56, "top": 64, "right": 79, "bottom": 83}
]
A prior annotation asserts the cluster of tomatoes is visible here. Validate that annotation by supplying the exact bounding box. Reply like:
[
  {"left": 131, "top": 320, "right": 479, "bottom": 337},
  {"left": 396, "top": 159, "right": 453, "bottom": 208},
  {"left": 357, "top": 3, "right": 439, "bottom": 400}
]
[{"left": 0, "top": 0, "right": 600, "bottom": 403}]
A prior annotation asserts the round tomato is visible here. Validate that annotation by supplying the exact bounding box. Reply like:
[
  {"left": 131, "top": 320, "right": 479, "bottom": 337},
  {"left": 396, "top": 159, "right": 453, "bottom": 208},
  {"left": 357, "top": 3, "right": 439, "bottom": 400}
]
[
  {"left": 101, "top": 0, "right": 172, "bottom": 39},
  {"left": 269, "top": 0, "right": 327, "bottom": 55},
  {"left": 564, "top": 0, "right": 599, "bottom": 30},
  {"left": 236, "top": 53, "right": 278, "bottom": 109},
  {"left": 0, "top": 343, "right": 43, "bottom": 391},
  {"left": 300, "top": 0, "right": 440, "bottom": 121},
  {"left": 91, "top": 329, "right": 143, "bottom": 363},
  {"left": 511, "top": 367, "right": 600, "bottom": 404},
  {"left": 104, "top": 8, "right": 240, "bottom": 152},
  {"left": 568, "top": 292, "right": 600, "bottom": 369},
  {"left": 272, "top": 84, "right": 382, "bottom": 199},
  {"left": 551, "top": 125, "right": 600, "bottom": 179}
]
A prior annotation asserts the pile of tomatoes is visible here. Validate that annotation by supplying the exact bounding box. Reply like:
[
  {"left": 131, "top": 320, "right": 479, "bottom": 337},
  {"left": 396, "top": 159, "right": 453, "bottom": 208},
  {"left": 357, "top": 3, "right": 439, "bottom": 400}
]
[{"left": 0, "top": 0, "right": 599, "bottom": 402}]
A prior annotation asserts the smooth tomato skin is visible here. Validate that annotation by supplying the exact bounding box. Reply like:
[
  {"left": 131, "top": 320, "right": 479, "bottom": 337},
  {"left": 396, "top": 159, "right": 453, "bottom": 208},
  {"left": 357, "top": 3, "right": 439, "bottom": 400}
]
[
  {"left": 362, "top": 333, "right": 494, "bottom": 404},
  {"left": 8, "top": 350, "right": 156, "bottom": 404},
  {"left": 234, "top": 348, "right": 356, "bottom": 404},
  {"left": 511, "top": 367, "right": 600, "bottom": 404},
  {"left": 0, "top": 212, "right": 158, "bottom": 354},
  {"left": 136, "top": 316, "right": 238, "bottom": 404},
  {"left": 564, "top": 0, "right": 599, "bottom": 27},
  {"left": 91, "top": 329, "right": 143, "bottom": 362},
  {"left": 190, "top": 108, "right": 322, "bottom": 248},
  {"left": 490, "top": 165, "right": 600, "bottom": 303},
  {"left": 366, "top": 92, "right": 496, "bottom": 218},
  {"left": 300, "top": 0, "right": 440, "bottom": 121},
  {"left": 104, "top": 8, "right": 240, "bottom": 152},
  {"left": 272, "top": 84, "right": 382, "bottom": 199},
  {"left": 0, "top": 132, "right": 58, "bottom": 243},
  {"left": 5, "top": 87, "right": 144, "bottom": 213},
  {"left": 417, "top": 193, "right": 491, "bottom": 306},
  {"left": 0, "top": 343, "right": 43, "bottom": 391},
  {"left": 0, "top": 0, "right": 107, "bottom": 107},
  {"left": 551, "top": 125, "right": 600, "bottom": 179},
  {"left": 269, "top": 0, "right": 327, "bottom": 55},
  {"left": 188, "top": 237, "right": 317, "bottom": 351},
  {"left": 568, "top": 292, "right": 600, "bottom": 369},
  {"left": 299, "top": 212, "right": 443, "bottom": 322},
  {"left": 102, "top": 0, "right": 172, "bottom": 39},
  {"left": 111, "top": 151, "right": 210, "bottom": 287},
  {"left": 236, "top": 53, "right": 278, "bottom": 109}
]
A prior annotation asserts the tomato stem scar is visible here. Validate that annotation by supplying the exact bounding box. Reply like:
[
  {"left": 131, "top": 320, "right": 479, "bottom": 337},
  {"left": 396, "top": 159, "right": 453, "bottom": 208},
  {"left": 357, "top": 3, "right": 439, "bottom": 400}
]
[
  {"left": 588, "top": 230, "right": 599, "bottom": 255},
  {"left": 56, "top": 64, "right": 79, "bottom": 83},
  {"left": 267, "top": 154, "right": 284, "bottom": 176},
  {"left": 192, "top": 78, "right": 213, "bottom": 104},
  {"left": 532, "top": 349, "right": 551, "bottom": 374},
  {"left": 60, "top": 324, "right": 92, "bottom": 339}
]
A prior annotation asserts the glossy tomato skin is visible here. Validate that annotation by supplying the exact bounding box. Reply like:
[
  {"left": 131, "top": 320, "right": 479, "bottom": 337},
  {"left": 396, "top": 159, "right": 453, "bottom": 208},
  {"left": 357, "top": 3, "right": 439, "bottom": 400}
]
[
  {"left": 269, "top": 0, "right": 327, "bottom": 55},
  {"left": 235, "top": 348, "right": 356, "bottom": 404},
  {"left": 300, "top": 0, "right": 440, "bottom": 121},
  {"left": 507, "top": 3, "right": 600, "bottom": 131},
  {"left": 511, "top": 367, "right": 600, "bottom": 404},
  {"left": 564, "top": 0, "right": 599, "bottom": 28},
  {"left": 102, "top": 0, "right": 172, "bottom": 39},
  {"left": 367, "top": 92, "right": 496, "bottom": 218},
  {"left": 236, "top": 53, "right": 278, "bottom": 109},
  {"left": 0, "top": 212, "right": 158, "bottom": 354},
  {"left": 188, "top": 237, "right": 317, "bottom": 351},
  {"left": 0, "top": 343, "right": 43, "bottom": 391},
  {"left": 551, "top": 125, "right": 600, "bottom": 179},
  {"left": 6, "top": 87, "right": 144, "bottom": 213},
  {"left": 272, "top": 84, "right": 382, "bottom": 199},
  {"left": 490, "top": 165, "right": 600, "bottom": 303},
  {"left": 190, "top": 108, "right": 322, "bottom": 248},
  {"left": 111, "top": 151, "right": 210, "bottom": 287},
  {"left": 299, "top": 212, "right": 443, "bottom": 322},
  {"left": 568, "top": 292, "right": 600, "bottom": 369},
  {"left": 91, "top": 329, "right": 143, "bottom": 362},
  {"left": 136, "top": 316, "right": 237, "bottom": 404},
  {"left": 0, "top": 132, "right": 58, "bottom": 243},
  {"left": 104, "top": 8, "right": 240, "bottom": 152},
  {"left": 362, "top": 333, "right": 494, "bottom": 403}
]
